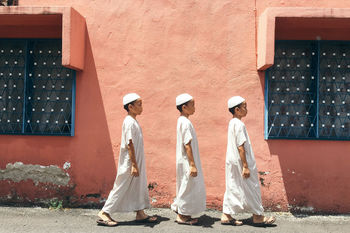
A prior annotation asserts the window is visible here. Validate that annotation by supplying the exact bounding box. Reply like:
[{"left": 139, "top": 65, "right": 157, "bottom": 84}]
[
  {"left": 0, "top": 39, "right": 75, "bottom": 136},
  {"left": 265, "top": 40, "right": 350, "bottom": 140}
]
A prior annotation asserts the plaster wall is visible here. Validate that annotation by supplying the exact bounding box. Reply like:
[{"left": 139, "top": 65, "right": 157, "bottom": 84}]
[{"left": 0, "top": 0, "right": 349, "bottom": 213}]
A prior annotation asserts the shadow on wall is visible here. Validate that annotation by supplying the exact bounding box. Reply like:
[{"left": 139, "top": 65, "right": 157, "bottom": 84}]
[
  {"left": 0, "top": 26, "right": 117, "bottom": 208},
  {"left": 69, "top": 26, "right": 117, "bottom": 207},
  {"left": 267, "top": 140, "right": 350, "bottom": 214}
]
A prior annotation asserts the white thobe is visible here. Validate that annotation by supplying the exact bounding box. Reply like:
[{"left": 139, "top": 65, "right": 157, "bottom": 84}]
[
  {"left": 223, "top": 118, "right": 264, "bottom": 215},
  {"left": 102, "top": 115, "right": 150, "bottom": 213},
  {"left": 171, "top": 116, "right": 206, "bottom": 216}
]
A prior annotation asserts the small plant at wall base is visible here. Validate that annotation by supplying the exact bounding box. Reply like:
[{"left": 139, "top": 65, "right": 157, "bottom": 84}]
[
  {"left": 49, "top": 199, "right": 63, "bottom": 210},
  {"left": 0, "top": 0, "right": 18, "bottom": 6}
]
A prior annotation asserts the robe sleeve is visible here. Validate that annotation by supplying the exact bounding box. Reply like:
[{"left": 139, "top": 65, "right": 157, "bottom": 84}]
[
  {"left": 181, "top": 122, "right": 193, "bottom": 145},
  {"left": 235, "top": 123, "right": 247, "bottom": 147},
  {"left": 121, "top": 121, "right": 135, "bottom": 149}
]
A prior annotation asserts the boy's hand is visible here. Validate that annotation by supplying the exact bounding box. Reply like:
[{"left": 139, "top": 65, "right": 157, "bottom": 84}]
[
  {"left": 242, "top": 167, "right": 250, "bottom": 178},
  {"left": 184, "top": 142, "right": 197, "bottom": 177},
  {"left": 189, "top": 165, "right": 198, "bottom": 177},
  {"left": 131, "top": 164, "right": 139, "bottom": 177}
]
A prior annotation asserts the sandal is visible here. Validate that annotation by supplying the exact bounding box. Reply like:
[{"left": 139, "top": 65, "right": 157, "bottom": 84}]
[
  {"left": 221, "top": 219, "right": 243, "bottom": 226},
  {"left": 96, "top": 218, "right": 118, "bottom": 227},
  {"left": 135, "top": 215, "right": 158, "bottom": 223},
  {"left": 175, "top": 217, "right": 198, "bottom": 225},
  {"left": 252, "top": 216, "right": 276, "bottom": 226}
]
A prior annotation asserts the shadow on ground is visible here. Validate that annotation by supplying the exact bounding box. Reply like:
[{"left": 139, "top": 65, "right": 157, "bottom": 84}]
[
  {"left": 196, "top": 214, "right": 220, "bottom": 228},
  {"left": 241, "top": 217, "right": 277, "bottom": 228},
  {"left": 112, "top": 215, "right": 170, "bottom": 228}
]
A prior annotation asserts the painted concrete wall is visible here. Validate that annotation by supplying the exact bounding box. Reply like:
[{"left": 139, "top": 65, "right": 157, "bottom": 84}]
[{"left": 1, "top": 0, "right": 350, "bottom": 213}]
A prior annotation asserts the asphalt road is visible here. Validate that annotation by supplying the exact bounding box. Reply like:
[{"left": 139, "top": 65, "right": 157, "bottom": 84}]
[{"left": 0, "top": 207, "right": 349, "bottom": 233}]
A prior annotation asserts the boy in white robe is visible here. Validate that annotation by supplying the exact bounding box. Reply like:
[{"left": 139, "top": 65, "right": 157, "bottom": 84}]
[
  {"left": 96, "top": 93, "right": 157, "bottom": 227},
  {"left": 221, "top": 96, "right": 275, "bottom": 226},
  {"left": 171, "top": 93, "right": 206, "bottom": 225}
]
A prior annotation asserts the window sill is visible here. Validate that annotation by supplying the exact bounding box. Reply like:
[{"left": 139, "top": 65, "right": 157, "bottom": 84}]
[
  {"left": 257, "top": 7, "right": 350, "bottom": 71},
  {"left": 0, "top": 6, "right": 86, "bottom": 71}
]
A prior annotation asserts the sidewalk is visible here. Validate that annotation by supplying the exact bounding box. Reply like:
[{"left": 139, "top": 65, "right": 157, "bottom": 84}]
[{"left": 0, "top": 207, "right": 349, "bottom": 233}]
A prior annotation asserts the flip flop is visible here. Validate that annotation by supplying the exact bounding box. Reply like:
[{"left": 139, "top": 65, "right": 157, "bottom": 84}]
[
  {"left": 252, "top": 216, "right": 276, "bottom": 226},
  {"left": 221, "top": 219, "right": 243, "bottom": 226},
  {"left": 175, "top": 218, "right": 198, "bottom": 225},
  {"left": 135, "top": 215, "right": 158, "bottom": 223},
  {"left": 96, "top": 218, "right": 118, "bottom": 227}
]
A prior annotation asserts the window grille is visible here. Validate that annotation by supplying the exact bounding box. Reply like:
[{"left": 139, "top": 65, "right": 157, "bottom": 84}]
[
  {"left": 0, "top": 0, "right": 18, "bottom": 6},
  {"left": 265, "top": 40, "right": 350, "bottom": 140},
  {"left": 0, "top": 39, "right": 75, "bottom": 136}
]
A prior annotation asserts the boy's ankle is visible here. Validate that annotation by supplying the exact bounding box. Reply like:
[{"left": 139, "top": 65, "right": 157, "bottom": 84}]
[
  {"left": 221, "top": 213, "right": 232, "bottom": 220},
  {"left": 136, "top": 210, "right": 147, "bottom": 218},
  {"left": 98, "top": 210, "right": 106, "bottom": 216},
  {"left": 253, "top": 214, "right": 264, "bottom": 220},
  {"left": 177, "top": 214, "right": 190, "bottom": 220}
]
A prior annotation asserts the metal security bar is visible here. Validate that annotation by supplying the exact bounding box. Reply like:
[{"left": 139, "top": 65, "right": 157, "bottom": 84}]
[
  {"left": 318, "top": 41, "right": 350, "bottom": 139},
  {"left": 265, "top": 40, "right": 350, "bottom": 140},
  {"left": 0, "top": 40, "right": 25, "bottom": 133},
  {"left": 0, "top": 39, "right": 76, "bottom": 136}
]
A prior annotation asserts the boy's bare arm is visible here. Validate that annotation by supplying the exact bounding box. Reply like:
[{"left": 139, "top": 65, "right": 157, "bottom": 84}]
[
  {"left": 128, "top": 140, "right": 139, "bottom": 177},
  {"left": 184, "top": 141, "right": 198, "bottom": 177},
  {"left": 238, "top": 144, "right": 250, "bottom": 178}
]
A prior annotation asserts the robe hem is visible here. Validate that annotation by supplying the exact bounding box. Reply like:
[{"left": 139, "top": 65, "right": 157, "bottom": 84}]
[
  {"left": 102, "top": 203, "right": 151, "bottom": 214},
  {"left": 223, "top": 208, "right": 264, "bottom": 216},
  {"left": 171, "top": 204, "right": 206, "bottom": 216}
]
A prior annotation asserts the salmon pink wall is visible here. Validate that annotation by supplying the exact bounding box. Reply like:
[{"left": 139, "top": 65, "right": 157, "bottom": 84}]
[{"left": 1, "top": 0, "right": 349, "bottom": 213}]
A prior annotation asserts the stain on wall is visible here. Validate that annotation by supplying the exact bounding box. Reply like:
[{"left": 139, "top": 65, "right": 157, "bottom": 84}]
[{"left": 0, "top": 162, "right": 70, "bottom": 186}]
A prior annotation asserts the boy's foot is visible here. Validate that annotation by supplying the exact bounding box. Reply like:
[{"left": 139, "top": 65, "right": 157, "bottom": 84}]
[
  {"left": 252, "top": 215, "right": 276, "bottom": 226},
  {"left": 96, "top": 219, "right": 118, "bottom": 227},
  {"left": 175, "top": 214, "right": 198, "bottom": 225},
  {"left": 135, "top": 215, "right": 158, "bottom": 223},
  {"left": 97, "top": 211, "right": 118, "bottom": 226},
  {"left": 135, "top": 210, "right": 157, "bottom": 223},
  {"left": 221, "top": 213, "right": 243, "bottom": 226},
  {"left": 221, "top": 219, "right": 243, "bottom": 226}
]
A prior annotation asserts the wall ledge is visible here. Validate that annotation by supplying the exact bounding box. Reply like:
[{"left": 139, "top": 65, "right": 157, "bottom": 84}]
[
  {"left": 0, "top": 6, "right": 86, "bottom": 71},
  {"left": 257, "top": 7, "right": 350, "bottom": 71}
]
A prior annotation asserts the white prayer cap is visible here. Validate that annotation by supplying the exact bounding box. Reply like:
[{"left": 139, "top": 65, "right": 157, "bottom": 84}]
[
  {"left": 228, "top": 96, "right": 245, "bottom": 109},
  {"left": 176, "top": 93, "right": 193, "bottom": 106},
  {"left": 123, "top": 93, "right": 141, "bottom": 105}
]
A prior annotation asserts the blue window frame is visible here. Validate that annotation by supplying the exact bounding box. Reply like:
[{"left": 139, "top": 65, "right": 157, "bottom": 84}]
[
  {"left": 0, "top": 39, "right": 76, "bottom": 136},
  {"left": 265, "top": 40, "right": 350, "bottom": 140}
]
